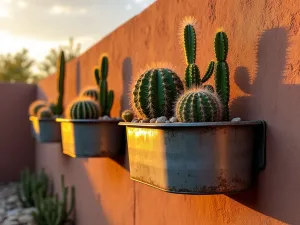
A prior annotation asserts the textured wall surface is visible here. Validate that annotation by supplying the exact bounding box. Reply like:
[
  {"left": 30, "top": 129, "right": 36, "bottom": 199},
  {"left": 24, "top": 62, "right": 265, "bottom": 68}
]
[
  {"left": 36, "top": 0, "right": 300, "bottom": 224},
  {"left": 0, "top": 83, "right": 36, "bottom": 182}
]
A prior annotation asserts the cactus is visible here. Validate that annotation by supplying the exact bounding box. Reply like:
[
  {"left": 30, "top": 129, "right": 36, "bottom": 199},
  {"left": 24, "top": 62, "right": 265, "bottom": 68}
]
[
  {"left": 79, "top": 86, "right": 99, "bottom": 101},
  {"left": 17, "top": 168, "right": 50, "bottom": 208},
  {"left": 66, "top": 97, "right": 100, "bottom": 119},
  {"left": 32, "top": 175, "right": 75, "bottom": 225},
  {"left": 55, "top": 50, "right": 65, "bottom": 116},
  {"left": 214, "top": 31, "right": 230, "bottom": 121},
  {"left": 28, "top": 100, "right": 47, "bottom": 116},
  {"left": 93, "top": 55, "right": 114, "bottom": 117},
  {"left": 180, "top": 17, "right": 215, "bottom": 89},
  {"left": 131, "top": 67, "right": 184, "bottom": 119},
  {"left": 122, "top": 110, "right": 134, "bottom": 122},
  {"left": 175, "top": 88, "right": 223, "bottom": 122},
  {"left": 37, "top": 107, "right": 53, "bottom": 119}
]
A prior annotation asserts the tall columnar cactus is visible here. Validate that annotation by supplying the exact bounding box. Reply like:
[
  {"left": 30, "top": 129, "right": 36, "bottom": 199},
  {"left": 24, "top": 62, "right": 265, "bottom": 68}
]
[
  {"left": 214, "top": 31, "right": 230, "bottom": 121},
  {"left": 132, "top": 68, "right": 184, "bottom": 119},
  {"left": 94, "top": 55, "right": 114, "bottom": 117},
  {"left": 28, "top": 100, "right": 47, "bottom": 116},
  {"left": 175, "top": 88, "right": 223, "bottom": 122},
  {"left": 55, "top": 50, "right": 65, "bottom": 116},
  {"left": 79, "top": 86, "right": 99, "bottom": 101},
  {"left": 181, "top": 17, "right": 215, "bottom": 89},
  {"left": 17, "top": 168, "right": 50, "bottom": 208},
  {"left": 33, "top": 175, "right": 75, "bottom": 225},
  {"left": 66, "top": 97, "right": 100, "bottom": 119},
  {"left": 37, "top": 107, "right": 53, "bottom": 119}
]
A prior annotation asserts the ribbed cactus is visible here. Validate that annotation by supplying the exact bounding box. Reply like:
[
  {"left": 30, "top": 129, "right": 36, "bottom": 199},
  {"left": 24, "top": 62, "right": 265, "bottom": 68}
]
[
  {"left": 55, "top": 50, "right": 65, "bottom": 116},
  {"left": 37, "top": 107, "right": 53, "bottom": 119},
  {"left": 17, "top": 168, "right": 50, "bottom": 208},
  {"left": 132, "top": 68, "right": 184, "bottom": 119},
  {"left": 67, "top": 97, "right": 100, "bottom": 119},
  {"left": 214, "top": 31, "right": 230, "bottom": 121},
  {"left": 33, "top": 175, "right": 75, "bottom": 225},
  {"left": 94, "top": 55, "right": 114, "bottom": 117},
  {"left": 28, "top": 100, "right": 47, "bottom": 116},
  {"left": 175, "top": 88, "right": 223, "bottom": 122},
  {"left": 122, "top": 110, "right": 134, "bottom": 122},
  {"left": 181, "top": 17, "right": 215, "bottom": 89},
  {"left": 79, "top": 86, "right": 99, "bottom": 101}
]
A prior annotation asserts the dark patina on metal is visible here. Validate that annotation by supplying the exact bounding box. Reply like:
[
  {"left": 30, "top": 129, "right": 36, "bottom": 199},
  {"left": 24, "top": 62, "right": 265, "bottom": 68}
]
[{"left": 119, "top": 120, "right": 266, "bottom": 195}]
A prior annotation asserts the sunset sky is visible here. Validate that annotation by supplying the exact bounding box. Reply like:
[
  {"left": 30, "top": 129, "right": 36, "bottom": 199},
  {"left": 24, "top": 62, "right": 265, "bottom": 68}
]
[{"left": 0, "top": 0, "right": 155, "bottom": 61}]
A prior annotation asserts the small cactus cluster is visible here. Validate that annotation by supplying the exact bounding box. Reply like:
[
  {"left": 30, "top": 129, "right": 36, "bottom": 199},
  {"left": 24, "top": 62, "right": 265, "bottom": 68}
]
[
  {"left": 125, "top": 17, "right": 230, "bottom": 123},
  {"left": 181, "top": 17, "right": 214, "bottom": 89},
  {"left": 17, "top": 168, "right": 50, "bottom": 208},
  {"left": 37, "top": 107, "right": 53, "bottom": 118},
  {"left": 29, "top": 100, "right": 47, "bottom": 116},
  {"left": 131, "top": 67, "right": 184, "bottom": 119},
  {"left": 32, "top": 175, "right": 75, "bottom": 225},
  {"left": 79, "top": 86, "right": 99, "bottom": 101},
  {"left": 94, "top": 55, "right": 114, "bottom": 117},
  {"left": 28, "top": 100, "right": 55, "bottom": 119},
  {"left": 66, "top": 97, "right": 100, "bottom": 119}
]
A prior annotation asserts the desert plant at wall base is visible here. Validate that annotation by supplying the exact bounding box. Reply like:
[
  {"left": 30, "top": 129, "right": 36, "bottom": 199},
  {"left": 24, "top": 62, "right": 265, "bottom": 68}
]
[
  {"left": 175, "top": 88, "right": 222, "bottom": 122},
  {"left": 33, "top": 175, "right": 75, "bottom": 225},
  {"left": 17, "top": 168, "right": 50, "bottom": 208},
  {"left": 94, "top": 55, "right": 114, "bottom": 117},
  {"left": 28, "top": 100, "right": 48, "bottom": 116},
  {"left": 214, "top": 30, "right": 230, "bottom": 121},
  {"left": 66, "top": 97, "right": 100, "bottom": 119},
  {"left": 180, "top": 17, "right": 215, "bottom": 89},
  {"left": 131, "top": 67, "right": 184, "bottom": 119}
]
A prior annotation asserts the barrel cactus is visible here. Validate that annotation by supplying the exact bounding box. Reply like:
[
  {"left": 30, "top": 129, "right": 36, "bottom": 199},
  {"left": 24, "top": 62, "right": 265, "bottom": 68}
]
[
  {"left": 122, "top": 110, "right": 134, "bottom": 122},
  {"left": 79, "top": 86, "right": 99, "bottom": 101},
  {"left": 131, "top": 67, "right": 184, "bottom": 119},
  {"left": 94, "top": 55, "right": 114, "bottom": 117},
  {"left": 29, "top": 100, "right": 47, "bottom": 116},
  {"left": 214, "top": 30, "right": 230, "bottom": 121},
  {"left": 180, "top": 17, "right": 214, "bottom": 89},
  {"left": 66, "top": 97, "right": 100, "bottom": 119},
  {"left": 175, "top": 88, "right": 223, "bottom": 122},
  {"left": 37, "top": 107, "right": 53, "bottom": 119}
]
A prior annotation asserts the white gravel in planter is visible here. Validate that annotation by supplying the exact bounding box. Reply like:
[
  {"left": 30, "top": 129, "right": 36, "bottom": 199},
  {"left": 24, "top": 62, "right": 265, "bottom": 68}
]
[{"left": 0, "top": 183, "right": 37, "bottom": 225}]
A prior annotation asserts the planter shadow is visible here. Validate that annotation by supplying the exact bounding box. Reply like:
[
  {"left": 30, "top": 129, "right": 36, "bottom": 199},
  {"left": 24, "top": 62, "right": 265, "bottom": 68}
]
[
  {"left": 57, "top": 118, "right": 126, "bottom": 158},
  {"left": 30, "top": 116, "right": 61, "bottom": 143},
  {"left": 119, "top": 121, "right": 266, "bottom": 195}
]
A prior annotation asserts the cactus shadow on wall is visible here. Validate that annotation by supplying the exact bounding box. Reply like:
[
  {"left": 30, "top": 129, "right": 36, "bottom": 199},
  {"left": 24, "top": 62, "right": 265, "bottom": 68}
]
[{"left": 227, "top": 27, "right": 300, "bottom": 224}]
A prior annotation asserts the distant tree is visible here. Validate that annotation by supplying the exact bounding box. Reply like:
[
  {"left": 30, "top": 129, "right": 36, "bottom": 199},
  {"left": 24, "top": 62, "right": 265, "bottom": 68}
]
[
  {"left": 39, "top": 37, "right": 81, "bottom": 76},
  {"left": 0, "top": 48, "right": 38, "bottom": 83}
]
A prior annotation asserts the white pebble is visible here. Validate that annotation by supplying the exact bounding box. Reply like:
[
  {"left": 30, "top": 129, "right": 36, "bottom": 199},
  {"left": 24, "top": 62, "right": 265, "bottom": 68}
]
[
  {"left": 150, "top": 118, "right": 157, "bottom": 123},
  {"left": 169, "top": 117, "right": 177, "bottom": 123},
  {"left": 231, "top": 117, "right": 242, "bottom": 122},
  {"left": 156, "top": 116, "right": 167, "bottom": 123}
]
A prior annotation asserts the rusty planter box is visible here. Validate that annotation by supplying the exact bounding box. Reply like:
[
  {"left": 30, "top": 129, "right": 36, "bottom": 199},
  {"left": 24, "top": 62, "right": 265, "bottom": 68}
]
[
  {"left": 57, "top": 118, "right": 125, "bottom": 158},
  {"left": 30, "top": 116, "right": 61, "bottom": 143},
  {"left": 119, "top": 121, "right": 266, "bottom": 195}
]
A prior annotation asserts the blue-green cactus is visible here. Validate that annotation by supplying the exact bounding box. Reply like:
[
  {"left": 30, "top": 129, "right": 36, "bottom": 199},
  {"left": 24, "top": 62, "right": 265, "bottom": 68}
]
[{"left": 67, "top": 97, "right": 100, "bottom": 119}]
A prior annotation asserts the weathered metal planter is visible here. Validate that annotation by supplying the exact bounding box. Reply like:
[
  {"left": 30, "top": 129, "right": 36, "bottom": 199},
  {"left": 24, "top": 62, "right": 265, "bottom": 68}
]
[
  {"left": 29, "top": 116, "right": 61, "bottom": 143},
  {"left": 56, "top": 118, "right": 125, "bottom": 158},
  {"left": 119, "top": 121, "right": 266, "bottom": 195}
]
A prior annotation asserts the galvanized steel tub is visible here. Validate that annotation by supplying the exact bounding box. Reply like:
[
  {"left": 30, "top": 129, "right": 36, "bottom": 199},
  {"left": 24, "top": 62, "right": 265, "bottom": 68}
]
[
  {"left": 30, "top": 116, "right": 61, "bottom": 143},
  {"left": 57, "top": 118, "right": 126, "bottom": 158},
  {"left": 119, "top": 121, "right": 266, "bottom": 194}
]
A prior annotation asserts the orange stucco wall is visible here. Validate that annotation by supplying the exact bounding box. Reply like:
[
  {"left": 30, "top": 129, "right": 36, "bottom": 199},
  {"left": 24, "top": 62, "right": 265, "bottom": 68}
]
[{"left": 36, "top": 0, "right": 300, "bottom": 224}]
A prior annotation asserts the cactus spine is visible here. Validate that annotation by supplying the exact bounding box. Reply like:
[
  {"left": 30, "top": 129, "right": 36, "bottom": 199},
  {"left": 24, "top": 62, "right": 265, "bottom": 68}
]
[
  {"left": 28, "top": 100, "right": 47, "bottom": 116},
  {"left": 132, "top": 68, "right": 184, "bottom": 119},
  {"left": 17, "top": 169, "right": 50, "bottom": 208},
  {"left": 79, "top": 87, "right": 99, "bottom": 101},
  {"left": 175, "top": 88, "right": 222, "bottom": 122},
  {"left": 67, "top": 97, "right": 100, "bottom": 119},
  {"left": 37, "top": 107, "right": 53, "bottom": 119},
  {"left": 214, "top": 31, "right": 230, "bottom": 121},
  {"left": 94, "top": 56, "right": 114, "bottom": 117},
  {"left": 181, "top": 17, "right": 214, "bottom": 89},
  {"left": 33, "top": 175, "right": 75, "bottom": 225},
  {"left": 55, "top": 50, "right": 65, "bottom": 116}
]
